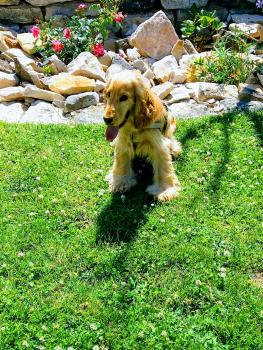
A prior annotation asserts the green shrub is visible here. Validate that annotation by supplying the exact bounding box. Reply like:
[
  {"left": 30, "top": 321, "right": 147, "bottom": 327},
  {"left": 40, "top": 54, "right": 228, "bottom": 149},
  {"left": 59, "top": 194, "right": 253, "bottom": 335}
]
[
  {"left": 32, "top": 0, "right": 123, "bottom": 64},
  {"left": 191, "top": 32, "right": 257, "bottom": 85},
  {"left": 180, "top": 6, "right": 225, "bottom": 52}
]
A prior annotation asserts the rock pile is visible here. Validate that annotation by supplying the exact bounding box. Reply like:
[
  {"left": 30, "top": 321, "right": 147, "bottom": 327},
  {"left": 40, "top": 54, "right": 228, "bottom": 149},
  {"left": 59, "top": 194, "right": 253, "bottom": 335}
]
[{"left": 0, "top": 9, "right": 262, "bottom": 124}]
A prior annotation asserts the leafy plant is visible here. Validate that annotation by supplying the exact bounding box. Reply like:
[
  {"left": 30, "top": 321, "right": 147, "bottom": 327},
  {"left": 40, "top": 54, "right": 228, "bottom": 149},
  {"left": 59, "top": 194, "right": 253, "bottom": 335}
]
[
  {"left": 181, "top": 6, "right": 225, "bottom": 52},
  {"left": 191, "top": 36, "right": 257, "bottom": 85},
  {"left": 32, "top": 0, "right": 124, "bottom": 64}
]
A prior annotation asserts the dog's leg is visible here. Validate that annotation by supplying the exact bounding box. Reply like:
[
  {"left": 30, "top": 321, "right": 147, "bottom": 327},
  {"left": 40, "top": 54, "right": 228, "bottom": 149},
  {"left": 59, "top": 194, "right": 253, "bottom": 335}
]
[
  {"left": 106, "top": 146, "right": 137, "bottom": 193},
  {"left": 145, "top": 142, "right": 180, "bottom": 201},
  {"left": 170, "top": 138, "right": 182, "bottom": 159}
]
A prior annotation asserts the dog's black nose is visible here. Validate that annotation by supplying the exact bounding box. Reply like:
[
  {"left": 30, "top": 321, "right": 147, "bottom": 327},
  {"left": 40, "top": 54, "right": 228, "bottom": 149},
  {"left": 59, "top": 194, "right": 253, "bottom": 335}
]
[{"left": 103, "top": 117, "right": 113, "bottom": 125}]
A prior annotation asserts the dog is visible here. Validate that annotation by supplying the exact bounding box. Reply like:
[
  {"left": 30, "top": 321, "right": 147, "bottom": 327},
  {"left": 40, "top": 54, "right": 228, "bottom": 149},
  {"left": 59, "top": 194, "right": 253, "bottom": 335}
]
[{"left": 103, "top": 70, "right": 182, "bottom": 202}]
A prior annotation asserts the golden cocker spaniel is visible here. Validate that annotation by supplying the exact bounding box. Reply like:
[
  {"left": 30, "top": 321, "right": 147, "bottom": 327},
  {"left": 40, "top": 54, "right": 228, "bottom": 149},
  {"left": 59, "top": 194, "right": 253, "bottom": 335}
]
[{"left": 103, "top": 70, "right": 182, "bottom": 202}]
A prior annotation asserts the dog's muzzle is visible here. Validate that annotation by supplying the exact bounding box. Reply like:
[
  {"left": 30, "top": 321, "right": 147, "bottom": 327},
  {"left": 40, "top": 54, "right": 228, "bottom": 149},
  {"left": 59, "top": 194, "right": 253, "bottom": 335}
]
[{"left": 103, "top": 117, "right": 113, "bottom": 125}]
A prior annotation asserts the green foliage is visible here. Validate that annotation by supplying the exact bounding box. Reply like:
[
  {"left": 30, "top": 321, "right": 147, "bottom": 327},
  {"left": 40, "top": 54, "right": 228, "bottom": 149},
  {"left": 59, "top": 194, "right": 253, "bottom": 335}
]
[
  {"left": 0, "top": 111, "right": 263, "bottom": 349},
  {"left": 181, "top": 5, "right": 225, "bottom": 51},
  {"left": 42, "top": 64, "right": 53, "bottom": 76},
  {"left": 193, "top": 31, "right": 257, "bottom": 85},
  {"left": 35, "top": 0, "right": 122, "bottom": 64}
]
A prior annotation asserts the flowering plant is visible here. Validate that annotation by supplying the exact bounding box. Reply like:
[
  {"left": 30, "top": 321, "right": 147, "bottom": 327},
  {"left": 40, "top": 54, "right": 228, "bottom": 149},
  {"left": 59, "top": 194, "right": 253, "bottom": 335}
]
[{"left": 33, "top": 0, "right": 125, "bottom": 64}]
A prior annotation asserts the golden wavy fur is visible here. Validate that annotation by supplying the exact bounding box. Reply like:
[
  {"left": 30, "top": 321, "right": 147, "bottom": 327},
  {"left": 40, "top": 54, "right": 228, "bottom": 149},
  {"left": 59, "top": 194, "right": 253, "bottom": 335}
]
[{"left": 103, "top": 70, "right": 182, "bottom": 202}]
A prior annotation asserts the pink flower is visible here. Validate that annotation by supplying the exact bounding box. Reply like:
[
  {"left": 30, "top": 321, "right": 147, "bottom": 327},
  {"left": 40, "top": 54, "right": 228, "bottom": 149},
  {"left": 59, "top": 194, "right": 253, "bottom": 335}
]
[
  {"left": 35, "top": 18, "right": 40, "bottom": 24},
  {"left": 30, "top": 25, "right": 40, "bottom": 38},
  {"left": 52, "top": 40, "right": 64, "bottom": 52},
  {"left": 92, "top": 43, "right": 105, "bottom": 57},
  {"left": 114, "top": 12, "right": 127, "bottom": 23},
  {"left": 76, "top": 3, "right": 87, "bottom": 11},
  {"left": 63, "top": 28, "right": 71, "bottom": 39}
]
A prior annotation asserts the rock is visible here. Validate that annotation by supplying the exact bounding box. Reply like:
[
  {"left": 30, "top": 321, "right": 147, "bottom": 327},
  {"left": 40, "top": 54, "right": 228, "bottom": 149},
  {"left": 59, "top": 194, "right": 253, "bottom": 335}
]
[
  {"left": 184, "top": 39, "right": 198, "bottom": 54},
  {"left": 45, "top": 54, "right": 68, "bottom": 75},
  {"left": 229, "top": 23, "right": 263, "bottom": 41},
  {"left": 106, "top": 56, "right": 133, "bottom": 80},
  {"left": 0, "top": 102, "right": 25, "bottom": 123},
  {"left": 143, "top": 68, "right": 155, "bottom": 80},
  {"left": 24, "top": 85, "right": 65, "bottom": 103},
  {"left": 169, "top": 100, "right": 210, "bottom": 119},
  {"left": 0, "top": 71, "right": 18, "bottom": 88},
  {"left": 116, "top": 38, "right": 132, "bottom": 52},
  {"left": 121, "top": 11, "right": 175, "bottom": 37},
  {"left": 0, "top": 31, "right": 19, "bottom": 52},
  {"left": 151, "top": 81, "right": 174, "bottom": 99},
  {"left": 215, "top": 98, "right": 239, "bottom": 113},
  {"left": 207, "top": 3, "right": 229, "bottom": 21},
  {"left": 1, "top": 48, "right": 32, "bottom": 62},
  {"left": 104, "top": 36, "right": 117, "bottom": 52},
  {"left": 169, "top": 68, "right": 187, "bottom": 83},
  {"left": 230, "top": 14, "right": 263, "bottom": 25},
  {"left": 72, "top": 104, "right": 104, "bottom": 124},
  {"left": 195, "top": 82, "right": 238, "bottom": 102},
  {"left": 0, "top": 0, "right": 20, "bottom": 4},
  {"left": 258, "top": 73, "right": 263, "bottom": 87},
  {"left": 49, "top": 73, "right": 96, "bottom": 95},
  {"left": 165, "top": 85, "right": 190, "bottom": 104},
  {"left": 130, "top": 11, "right": 179, "bottom": 60},
  {"left": 94, "top": 80, "right": 106, "bottom": 92},
  {"left": 0, "top": 5, "right": 43, "bottom": 24},
  {"left": 64, "top": 92, "right": 99, "bottom": 112},
  {"left": 0, "top": 58, "right": 14, "bottom": 73},
  {"left": 20, "top": 100, "right": 69, "bottom": 124},
  {"left": 171, "top": 40, "right": 188, "bottom": 62},
  {"left": 0, "top": 86, "right": 25, "bottom": 102},
  {"left": 98, "top": 53, "right": 112, "bottom": 67},
  {"left": 14, "top": 56, "right": 47, "bottom": 90},
  {"left": 179, "top": 52, "right": 212, "bottom": 68},
  {"left": 17, "top": 33, "right": 42, "bottom": 55},
  {"left": 152, "top": 55, "right": 178, "bottom": 83},
  {"left": 119, "top": 0, "right": 157, "bottom": 13},
  {"left": 132, "top": 59, "right": 148, "bottom": 73},
  {"left": 161, "top": 0, "right": 208, "bottom": 9},
  {"left": 239, "top": 83, "right": 263, "bottom": 102},
  {"left": 126, "top": 48, "right": 141, "bottom": 62},
  {"left": 68, "top": 52, "right": 106, "bottom": 82},
  {"left": 45, "top": 1, "right": 98, "bottom": 20},
  {"left": 238, "top": 100, "right": 263, "bottom": 112}
]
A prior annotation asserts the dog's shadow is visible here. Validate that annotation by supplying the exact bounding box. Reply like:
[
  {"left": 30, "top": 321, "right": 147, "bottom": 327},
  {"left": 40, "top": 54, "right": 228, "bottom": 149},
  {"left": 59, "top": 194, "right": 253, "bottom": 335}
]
[{"left": 96, "top": 158, "right": 154, "bottom": 244}]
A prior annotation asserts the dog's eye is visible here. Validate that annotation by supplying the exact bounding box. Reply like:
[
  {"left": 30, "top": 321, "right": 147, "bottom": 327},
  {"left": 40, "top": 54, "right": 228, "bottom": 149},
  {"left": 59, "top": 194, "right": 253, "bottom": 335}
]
[{"left": 120, "top": 95, "right": 128, "bottom": 102}]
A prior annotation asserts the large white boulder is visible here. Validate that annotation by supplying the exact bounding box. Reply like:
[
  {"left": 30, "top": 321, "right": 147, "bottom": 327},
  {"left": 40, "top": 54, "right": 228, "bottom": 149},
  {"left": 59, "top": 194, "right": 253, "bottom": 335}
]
[{"left": 130, "top": 11, "right": 179, "bottom": 60}]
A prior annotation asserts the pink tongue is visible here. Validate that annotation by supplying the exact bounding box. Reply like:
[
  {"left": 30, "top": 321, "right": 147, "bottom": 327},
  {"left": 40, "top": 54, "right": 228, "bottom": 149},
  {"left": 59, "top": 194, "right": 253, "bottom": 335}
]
[{"left": 106, "top": 126, "right": 119, "bottom": 142}]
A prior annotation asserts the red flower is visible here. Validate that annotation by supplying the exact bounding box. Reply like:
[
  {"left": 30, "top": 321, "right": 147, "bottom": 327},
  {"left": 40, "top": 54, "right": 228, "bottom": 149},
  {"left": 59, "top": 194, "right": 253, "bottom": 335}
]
[
  {"left": 114, "top": 12, "right": 127, "bottom": 23},
  {"left": 92, "top": 43, "right": 105, "bottom": 57},
  {"left": 30, "top": 25, "right": 40, "bottom": 38},
  {"left": 52, "top": 40, "right": 64, "bottom": 52},
  {"left": 63, "top": 28, "right": 71, "bottom": 39},
  {"left": 76, "top": 3, "right": 87, "bottom": 11}
]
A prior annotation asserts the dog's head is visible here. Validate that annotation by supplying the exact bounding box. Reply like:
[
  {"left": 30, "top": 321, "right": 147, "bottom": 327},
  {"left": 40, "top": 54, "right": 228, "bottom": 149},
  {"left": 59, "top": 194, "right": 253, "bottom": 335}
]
[{"left": 103, "top": 70, "right": 164, "bottom": 141}]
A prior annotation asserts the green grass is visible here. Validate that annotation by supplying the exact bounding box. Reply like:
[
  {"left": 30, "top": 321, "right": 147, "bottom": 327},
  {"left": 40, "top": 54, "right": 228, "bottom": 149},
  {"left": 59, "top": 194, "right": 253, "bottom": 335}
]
[{"left": 0, "top": 111, "right": 262, "bottom": 350}]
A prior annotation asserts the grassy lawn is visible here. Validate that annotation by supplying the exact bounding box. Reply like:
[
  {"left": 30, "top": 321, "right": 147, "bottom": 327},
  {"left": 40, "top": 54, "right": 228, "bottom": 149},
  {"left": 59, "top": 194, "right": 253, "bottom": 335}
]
[{"left": 0, "top": 111, "right": 262, "bottom": 350}]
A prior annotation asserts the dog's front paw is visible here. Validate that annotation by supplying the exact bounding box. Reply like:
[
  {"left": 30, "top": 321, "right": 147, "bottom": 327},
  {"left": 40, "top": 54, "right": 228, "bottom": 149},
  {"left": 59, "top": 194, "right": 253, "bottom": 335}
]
[
  {"left": 106, "top": 173, "right": 137, "bottom": 193},
  {"left": 146, "top": 183, "right": 180, "bottom": 201},
  {"left": 170, "top": 139, "right": 182, "bottom": 159},
  {"left": 157, "top": 186, "right": 180, "bottom": 202}
]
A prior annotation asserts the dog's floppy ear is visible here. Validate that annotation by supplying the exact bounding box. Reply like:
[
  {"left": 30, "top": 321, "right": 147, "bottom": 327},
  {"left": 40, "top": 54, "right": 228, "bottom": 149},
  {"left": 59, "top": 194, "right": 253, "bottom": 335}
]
[{"left": 133, "top": 76, "right": 163, "bottom": 129}]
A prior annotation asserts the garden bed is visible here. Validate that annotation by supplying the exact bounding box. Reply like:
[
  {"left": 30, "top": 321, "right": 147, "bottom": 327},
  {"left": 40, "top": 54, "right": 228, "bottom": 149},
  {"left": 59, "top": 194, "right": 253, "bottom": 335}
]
[{"left": 0, "top": 1, "right": 262, "bottom": 123}]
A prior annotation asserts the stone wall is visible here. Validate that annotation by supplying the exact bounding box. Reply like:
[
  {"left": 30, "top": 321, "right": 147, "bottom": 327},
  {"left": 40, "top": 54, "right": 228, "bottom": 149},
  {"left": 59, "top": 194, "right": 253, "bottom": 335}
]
[{"left": 0, "top": 0, "right": 258, "bottom": 26}]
